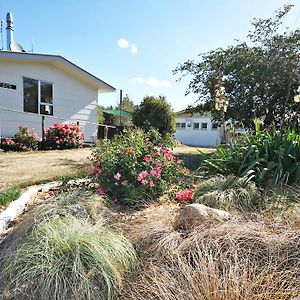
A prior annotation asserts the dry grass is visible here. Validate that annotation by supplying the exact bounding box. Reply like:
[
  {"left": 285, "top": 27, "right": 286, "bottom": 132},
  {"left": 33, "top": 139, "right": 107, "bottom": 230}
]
[
  {"left": 117, "top": 203, "right": 300, "bottom": 300},
  {"left": 0, "top": 148, "right": 91, "bottom": 191},
  {"left": 173, "top": 145, "right": 215, "bottom": 155}
]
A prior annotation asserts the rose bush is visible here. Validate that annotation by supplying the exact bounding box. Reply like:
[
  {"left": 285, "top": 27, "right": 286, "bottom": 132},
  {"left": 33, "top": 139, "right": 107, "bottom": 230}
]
[
  {"left": 1, "top": 126, "right": 40, "bottom": 151},
  {"left": 91, "top": 129, "right": 190, "bottom": 206},
  {"left": 44, "top": 123, "right": 84, "bottom": 150}
]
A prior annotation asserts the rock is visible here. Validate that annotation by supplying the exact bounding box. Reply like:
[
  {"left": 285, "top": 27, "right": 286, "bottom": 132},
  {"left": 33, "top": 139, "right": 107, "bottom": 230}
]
[{"left": 176, "top": 203, "right": 230, "bottom": 230}]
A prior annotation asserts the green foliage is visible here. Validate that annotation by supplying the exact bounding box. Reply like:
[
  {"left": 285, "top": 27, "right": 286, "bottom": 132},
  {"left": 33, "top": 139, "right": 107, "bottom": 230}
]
[
  {"left": 173, "top": 5, "right": 300, "bottom": 128},
  {"left": 1, "top": 216, "right": 137, "bottom": 300},
  {"left": 91, "top": 129, "right": 189, "bottom": 206},
  {"left": 132, "top": 96, "right": 176, "bottom": 137},
  {"left": 202, "top": 125, "right": 300, "bottom": 187},
  {"left": 0, "top": 187, "right": 21, "bottom": 206},
  {"left": 2, "top": 126, "right": 40, "bottom": 151},
  {"left": 194, "top": 175, "right": 262, "bottom": 211}
]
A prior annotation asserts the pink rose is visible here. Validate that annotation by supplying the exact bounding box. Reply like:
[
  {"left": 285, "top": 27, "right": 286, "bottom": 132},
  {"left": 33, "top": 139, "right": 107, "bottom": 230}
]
[{"left": 114, "top": 172, "right": 121, "bottom": 180}]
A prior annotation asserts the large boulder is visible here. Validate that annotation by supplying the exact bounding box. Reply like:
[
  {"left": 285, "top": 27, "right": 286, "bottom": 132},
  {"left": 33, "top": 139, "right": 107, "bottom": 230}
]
[{"left": 176, "top": 203, "right": 230, "bottom": 230}]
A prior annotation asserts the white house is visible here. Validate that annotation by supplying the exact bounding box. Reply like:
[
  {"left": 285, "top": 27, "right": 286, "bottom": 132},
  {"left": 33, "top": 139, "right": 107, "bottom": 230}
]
[
  {"left": 174, "top": 111, "right": 222, "bottom": 147},
  {"left": 0, "top": 13, "right": 115, "bottom": 142}
]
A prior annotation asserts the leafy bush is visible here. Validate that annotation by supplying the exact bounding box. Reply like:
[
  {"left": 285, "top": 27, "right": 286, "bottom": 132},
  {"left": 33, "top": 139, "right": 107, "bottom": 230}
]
[
  {"left": 132, "top": 96, "right": 176, "bottom": 137},
  {"left": 1, "top": 126, "right": 40, "bottom": 151},
  {"left": 1, "top": 216, "right": 137, "bottom": 300},
  {"left": 91, "top": 129, "right": 189, "bottom": 206},
  {"left": 202, "top": 124, "right": 300, "bottom": 186},
  {"left": 44, "top": 123, "right": 84, "bottom": 149}
]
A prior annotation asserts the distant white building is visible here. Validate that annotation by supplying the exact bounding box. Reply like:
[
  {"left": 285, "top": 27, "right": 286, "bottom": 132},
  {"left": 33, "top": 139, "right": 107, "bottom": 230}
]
[
  {"left": 0, "top": 12, "right": 115, "bottom": 142},
  {"left": 174, "top": 111, "right": 222, "bottom": 147}
]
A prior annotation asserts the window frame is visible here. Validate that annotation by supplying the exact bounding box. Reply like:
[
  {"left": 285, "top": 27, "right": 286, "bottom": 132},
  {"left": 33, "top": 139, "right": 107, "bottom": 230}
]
[
  {"left": 23, "top": 76, "right": 54, "bottom": 116},
  {"left": 212, "top": 122, "right": 219, "bottom": 130},
  {"left": 201, "top": 122, "right": 208, "bottom": 130},
  {"left": 193, "top": 122, "right": 200, "bottom": 130}
]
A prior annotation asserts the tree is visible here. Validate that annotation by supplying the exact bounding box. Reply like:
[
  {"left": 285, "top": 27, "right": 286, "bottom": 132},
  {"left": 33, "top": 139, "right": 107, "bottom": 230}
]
[
  {"left": 173, "top": 5, "right": 300, "bottom": 129},
  {"left": 132, "top": 96, "right": 176, "bottom": 136},
  {"left": 117, "top": 94, "right": 135, "bottom": 126}
]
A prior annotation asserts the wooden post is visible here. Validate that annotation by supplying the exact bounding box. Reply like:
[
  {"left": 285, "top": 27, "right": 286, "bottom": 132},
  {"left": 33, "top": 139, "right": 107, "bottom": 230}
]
[
  {"left": 42, "top": 115, "right": 45, "bottom": 144},
  {"left": 104, "top": 126, "right": 108, "bottom": 140}
]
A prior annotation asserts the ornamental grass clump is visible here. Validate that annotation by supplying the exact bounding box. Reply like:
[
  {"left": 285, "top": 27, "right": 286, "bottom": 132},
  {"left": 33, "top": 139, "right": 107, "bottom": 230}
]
[
  {"left": 91, "top": 129, "right": 190, "bottom": 206},
  {"left": 0, "top": 217, "right": 137, "bottom": 300},
  {"left": 44, "top": 123, "right": 84, "bottom": 149}
]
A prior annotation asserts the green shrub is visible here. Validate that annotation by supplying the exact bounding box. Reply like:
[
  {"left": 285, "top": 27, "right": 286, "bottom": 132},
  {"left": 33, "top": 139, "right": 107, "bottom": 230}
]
[
  {"left": 1, "top": 216, "right": 137, "bottom": 300},
  {"left": 44, "top": 123, "right": 84, "bottom": 149},
  {"left": 132, "top": 96, "right": 176, "bottom": 137},
  {"left": 91, "top": 129, "right": 189, "bottom": 206},
  {"left": 202, "top": 124, "right": 300, "bottom": 186},
  {"left": 1, "top": 126, "right": 40, "bottom": 151}
]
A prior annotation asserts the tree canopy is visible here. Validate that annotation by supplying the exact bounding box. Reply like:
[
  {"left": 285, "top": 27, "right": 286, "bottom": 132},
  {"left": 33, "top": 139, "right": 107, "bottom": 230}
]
[
  {"left": 173, "top": 5, "right": 300, "bottom": 128},
  {"left": 132, "top": 96, "right": 176, "bottom": 136}
]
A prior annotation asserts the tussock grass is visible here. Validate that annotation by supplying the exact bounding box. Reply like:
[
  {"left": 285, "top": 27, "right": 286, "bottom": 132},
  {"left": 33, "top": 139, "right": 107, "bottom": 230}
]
[
  {"left": 194, "top": 175, "right": 263, "bottom": 211},
  {"left": 0, "top": 189, "right": 137, "bottom": 300},
  {"left": 119, "top": 209, "right": 300, "bottom": 300},
  {"left": 0, "top": 216, "right": 137, "bottom": 300}
]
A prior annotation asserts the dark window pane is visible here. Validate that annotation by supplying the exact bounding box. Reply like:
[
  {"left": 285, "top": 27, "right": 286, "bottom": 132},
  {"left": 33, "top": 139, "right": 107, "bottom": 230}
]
[
  {"left": 23, "top": 78, "right": 38, "bottom": 113},
  {"left": 201, "top": 123, "right": 208, "bottom": 129},
  {"left": 181, "top": 123, "right": 186, "bottom": 128},
  {"left": 193, "top": 123, "right": 199, "bottom": 129},
  {"left": 40, "top": 104, "right": 53, "bottom": 115},
  {"left": 41, "top": 81, "right": 53, "bottom": 104},
  {"left": 176, "top": 123, "right": 181, "bottom": 128},
  {"left": 212, "top": 123, "right": 218, "bottom": 129}
]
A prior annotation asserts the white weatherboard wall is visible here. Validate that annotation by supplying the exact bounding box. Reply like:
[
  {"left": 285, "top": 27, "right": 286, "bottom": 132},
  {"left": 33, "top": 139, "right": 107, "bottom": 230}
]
[
  {"left": 175, "top": 113, "right": 221, "bottom": 147},
  {"left": 0, "top": 60, "right": 99, "bottom": 141}
]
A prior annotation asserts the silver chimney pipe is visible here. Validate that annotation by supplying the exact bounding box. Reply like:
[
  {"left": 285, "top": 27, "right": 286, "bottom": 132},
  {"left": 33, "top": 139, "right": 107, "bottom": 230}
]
[{"left": 6, "top": 12, "right": 14, "bottom": 50}]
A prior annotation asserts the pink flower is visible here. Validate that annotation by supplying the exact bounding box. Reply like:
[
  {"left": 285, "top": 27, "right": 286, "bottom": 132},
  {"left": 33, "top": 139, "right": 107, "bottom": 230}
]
[
  {"left": 141, "top": 179, "right": 148, "bottom": 186},
  {"left": 150, "top": 170, "right": 156, "bottom": 177},
  {"left": 114, "top": 172, "right": 121, "bottom": 180},
  {"left": 176, "top": 189, "right": 194, "bottom": 202},
  {"left": 97, "top": 188, "right": 106, "bottom": 196},
  {"left": 149, "top": 180, "right": 155, "bottom": 188},
  {"left": 144, "top": 155, "right": 151, "bottom": 163},
  {"left": 151, "top": 151, "right": 158, "bottom": 158},
  {"left": 138, "top": 170, "right": 148, "bottom": 181},
  {"left": 155, "top": 161, "right": 163, "bottom": 168}
]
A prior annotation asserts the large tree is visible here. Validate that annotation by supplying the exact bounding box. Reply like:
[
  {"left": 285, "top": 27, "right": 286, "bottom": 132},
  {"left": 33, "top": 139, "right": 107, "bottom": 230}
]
[
  {"left": 173, "top": 5, "right": 300, "bottom": 128},
  {"left": 132, "top": 96, "right": 176, "bottom": 136}
]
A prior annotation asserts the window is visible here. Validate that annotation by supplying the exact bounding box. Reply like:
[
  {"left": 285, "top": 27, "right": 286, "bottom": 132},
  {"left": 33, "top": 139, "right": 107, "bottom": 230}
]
[
  {"left": 212, "top": 122, "right": 219, "bottom": 130},
  {"left": 193, "top": 122, "right": 199, "bottom": 130},
  {"left": 201, "top": 122, "right": 208, "bottom": 130},
  {"left": 176, "top": 122, "right": 186, "bottom": 129},
  {"left": 23, "top": 77, "right": 53, "bottom": 115}
]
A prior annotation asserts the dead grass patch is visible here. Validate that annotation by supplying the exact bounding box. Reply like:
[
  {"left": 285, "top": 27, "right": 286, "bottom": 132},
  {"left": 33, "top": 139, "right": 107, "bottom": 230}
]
[{"left": 118, "top": 203, "right": 300, "bottom": 300}]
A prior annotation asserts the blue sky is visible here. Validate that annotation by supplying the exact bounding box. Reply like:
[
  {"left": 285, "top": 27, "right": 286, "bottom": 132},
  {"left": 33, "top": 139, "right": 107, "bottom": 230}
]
[{"left": 1, "top": 0, "right": 300, "bottom": 111}]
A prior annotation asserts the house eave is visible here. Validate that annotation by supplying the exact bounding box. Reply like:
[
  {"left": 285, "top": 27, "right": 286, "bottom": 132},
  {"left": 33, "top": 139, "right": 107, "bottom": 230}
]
[{"left": 0, "top": 51, "right": 116, "bottom": 93}]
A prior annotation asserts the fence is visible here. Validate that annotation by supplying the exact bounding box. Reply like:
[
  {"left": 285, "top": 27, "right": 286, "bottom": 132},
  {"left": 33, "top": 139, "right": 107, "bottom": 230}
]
[{"left": 0, "top": 106, "right": 118, "bottom": 146}]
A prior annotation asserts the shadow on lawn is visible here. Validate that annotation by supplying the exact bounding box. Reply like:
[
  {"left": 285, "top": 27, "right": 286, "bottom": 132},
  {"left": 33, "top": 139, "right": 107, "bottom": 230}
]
[{"left": 177, "top": 152, "right": 212, "bottom": 171}]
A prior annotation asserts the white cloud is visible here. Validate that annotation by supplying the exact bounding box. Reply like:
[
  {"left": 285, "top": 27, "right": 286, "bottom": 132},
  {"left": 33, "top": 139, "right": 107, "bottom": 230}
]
[
  {"left": 130, "top": 44, "right": 138, "bottom": 54},
  {"left": 118, "top": 38, "right": 138, "bottom": 54},
  {"left": 132, "top": 76, "right": 172, "bottom": 88},
  {"left": 118, "top": 38, "right": 129, "bottom": 48}
]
